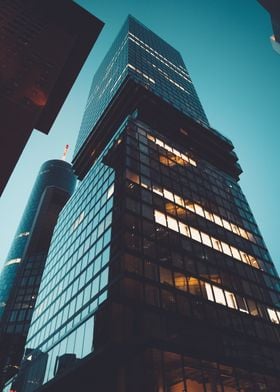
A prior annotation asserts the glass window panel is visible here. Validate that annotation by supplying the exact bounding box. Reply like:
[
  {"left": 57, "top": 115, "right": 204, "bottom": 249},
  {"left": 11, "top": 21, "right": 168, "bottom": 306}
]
[
  {"left": 167, "top": 216, "right": 179, "bottom": 232},
  {"left": 174, "top": 194, "right": 184, "bottom": 207},
  {"left": 213, "top": 214, "right": 223, "bottom": 226},
  {"left": 224, "top": 290, "right": 237, "bottom": 309},
  {"left": 185, "top": 201, "right": 195, "bottom": 212},
  {"left": 126, "top": 169, "right": 139, "bottom": 184},
  {"left": 204, "top": 210, "right": 214, "bottom": 222},
  {"left": 201, "top": 232, "right": 212, "bottom": 247},
  {"left": 152, "top": 184, "right": 163, "bottom": 196},
  {"left": 164, "top": 189, "right": 174, "bottom": 202},
  {"left": 188, "top": 277, "right": 201, "bottom": 296},
  {"left": 204, "top": 283, "right": 215, "bottom": 302},
  {"left": 235, "top": 295, "right": 249, "bottom": 313},
  {"left": 178, "top": 222, "right": 190, "bottom": 237},
  {"left": 174, "top": 272, "right": 188, "bottom": 292},
  {"left": 221, "top": 242, "right": 232, "bottom": 256},
  {"left": 190, "top": 227, "right": 201, "bottom": 242},
  {"left": 154, "top": 210, "right": 166, "bottom": 226},
  {"left": 267, "top": 308, "right": 279, "bottom": 324},
  {"left": 230, "top": 246, "right": 241, "bottom": 261},
  {"left": 213, "top": 286, "right": 226, "bottom": 305},
  {"left": 194, "top": 204, "right": 204, "bottom": 217},
  {"left": 212, "top": 238, "right": 222, "bottom": 252}
]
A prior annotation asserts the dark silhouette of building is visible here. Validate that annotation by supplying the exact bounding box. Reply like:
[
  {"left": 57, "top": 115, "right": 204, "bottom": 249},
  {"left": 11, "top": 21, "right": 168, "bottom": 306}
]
[
  {"left": 258, "top": 0, "right": 280, "bottom": 53},
  {"left": 6, "top": 16, "right": 280, "bottom": 392},
  {"left": 0, "top": 0, "right": 103, "bottom": 195},
  {"left": 0, "top": 159, "right": 76, "bottom": 388}
]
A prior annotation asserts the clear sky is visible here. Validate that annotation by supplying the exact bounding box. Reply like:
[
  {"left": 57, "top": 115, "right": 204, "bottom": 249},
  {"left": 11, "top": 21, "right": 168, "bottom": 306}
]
[{"left": 0, "top": 0, "right": 279, "bottom": 271}]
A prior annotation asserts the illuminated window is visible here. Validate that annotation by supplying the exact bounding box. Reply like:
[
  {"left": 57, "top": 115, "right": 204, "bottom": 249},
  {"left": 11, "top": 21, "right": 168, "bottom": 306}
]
[
  {"left": 174, "top": 195, "right": 184, "bottom": 207},
  {"left": 194, "top": 204, "right": 204, "bottom": 217},
  {"left": 185, "top": 201, "right": 195, "bottom": 212},
  {"left": 126, "top": 169, "right": 139, "bottom": 184},
  {"left": 212, "top": 239, "right": 222, "bottom": 252},
  {"left": 240, "top": 251, "right": 250, "bottom": 264},
  {"left": 230, "top": 246, "right": 241, "bottom": 261},
  {"left": 247, "top": 255, "right": 259, "bottom": 268},
  {"left": 163, "top": 189, "right": 174, "bottom": 202},
  {"left": 222, "top": 219, "right": 231, "bottom": 231},
  {"left": 213, "top": 286, "right": 226, "bottom": 305},
  {"left": 231, "top": 223, "right": 240, "bottom": 235},
  {"left": 213, "top": 214, "right": 223, "bottom": 226},
  {"left": 267, "top": 308, "right": 279, "bottom": 324},
  {"left": 224, "top": 291, "right": 237, "bottom": 309},
  {"left": 204, "top": 210, "right": 214, "bottom": 222},
  {"left": 178, "top": 222, "right": 190, "bottom": 237},
  {"left": 190, "top": 227, "right": 201, "bottom": 242},
  {"left": 205, "top": 283, "right": 214, "bottom": 302},
  {"left": 167, "top": 216, "right": 179, "bottom": 232},
  {"left": 221, "top": 242, "right": 232, "bottom": 256},
  {"left": 154, "top": 210, "right": 166, "bottom": 226},
  {"left": 201, "top": 233, "right": 212, "bottom": 247},
  {"left": 174, "top": 273, "right": 187, "bottom": 291}
]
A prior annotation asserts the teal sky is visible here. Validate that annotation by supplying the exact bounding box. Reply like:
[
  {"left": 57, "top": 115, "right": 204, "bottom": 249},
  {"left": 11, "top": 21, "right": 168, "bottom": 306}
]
[{"left": 0, "top": 0, "right": 279, "bottom": 271}]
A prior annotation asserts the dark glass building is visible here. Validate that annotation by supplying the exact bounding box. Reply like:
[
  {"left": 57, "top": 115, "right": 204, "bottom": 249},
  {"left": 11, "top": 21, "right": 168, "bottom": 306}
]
[
  {"left": 258, "top": 0, "right": 280, "bottom": 53},
  {"left": 7, "top": 16, "right": 280, "bottom": 392},
  {"left": 0, "top": 160, "right": 76, "bottom": 387},
  {"left": 0, "top": 0, "right": 103, "bottom": 195}
]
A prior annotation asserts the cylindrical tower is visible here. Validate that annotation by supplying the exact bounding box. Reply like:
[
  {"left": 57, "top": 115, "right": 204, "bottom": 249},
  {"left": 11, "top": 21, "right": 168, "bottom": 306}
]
[{"left": 0, "top": 159, "right": 76, "bottom": 318}]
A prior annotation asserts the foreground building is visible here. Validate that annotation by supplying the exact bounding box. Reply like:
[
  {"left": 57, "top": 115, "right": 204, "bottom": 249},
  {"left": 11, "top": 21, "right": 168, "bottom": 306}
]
[
  {"left": 258, "top": 0, "right": 280, "bottom": 53},
  {"left": 6, "top": 16, "right": 280, "bottom": 392},
  {"left": 0, "top": 0, "right": 103, "bottom": 195},
  {"left": 0, "top": 160, "right": 76, "bottom": 387}
]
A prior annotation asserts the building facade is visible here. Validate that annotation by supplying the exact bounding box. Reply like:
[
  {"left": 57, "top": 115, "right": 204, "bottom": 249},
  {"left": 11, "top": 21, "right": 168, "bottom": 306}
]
[
  {"left": 0, "top": 160, "right": 76, "bottom": 387},
  {"left": 258, "top": 0, "right": 280, "bottom": 53},
  {"left": 7, "top": 16, "right": 280, "bottom": 392},
  {"left": 0, "top": 0, "right": 103, "bottom": 195}
]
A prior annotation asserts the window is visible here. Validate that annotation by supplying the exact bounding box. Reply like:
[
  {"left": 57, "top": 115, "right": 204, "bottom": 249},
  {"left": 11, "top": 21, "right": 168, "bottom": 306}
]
[
  {"left": 167, "top": 216, "right": 179, "bottom": 232},
  {"left": 154, "top": 210, "right": 166, "bottom": 226},
  {"left": 201, "top": 233, "right": 212, "bottom": 247},
  {"left": 178, "top": 222, "right": 190, "bottom": 237},
  {"left": 213, "top": 286, "right": 226, "bottom": 306},
  {"left": 174, "top": 273, "right": 187, "bottom": 291},
  {"left": 224, "top": 290, "right": 237, "bottom": 309},
  {"left": 267, "top": 308, "right": 279, "bottom": 324},
  {"left": 190, "top": 227, "right": 201, "bottom": 242}
]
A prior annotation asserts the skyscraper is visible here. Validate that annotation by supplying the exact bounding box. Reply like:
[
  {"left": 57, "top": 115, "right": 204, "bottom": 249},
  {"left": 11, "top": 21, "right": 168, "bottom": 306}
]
[
  {"left": 258, "top": 0, "right": 280, "bottom": 53},
  {"left": 0, "top": 0, "right": 103, "bottom": 195},
  {"left": 7, "top": 16, "right": 280, "bottom": 392},
  {"left": 0, "top": 159, "right": 76, "bottom": 387}
]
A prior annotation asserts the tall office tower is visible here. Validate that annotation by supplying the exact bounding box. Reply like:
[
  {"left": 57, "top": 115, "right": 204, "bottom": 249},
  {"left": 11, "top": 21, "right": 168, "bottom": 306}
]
[
  {"left": 258, "top": 0, "right": 280, "bottom": 53},
  {"left": 0, "top": 159, "right": 76, "bottom": 387},
  {"left": 0, "top": 0, "right": 103, "bottom": 195},
  {"left": 8, "top": 16, "right": 280, "bottom": 392}
]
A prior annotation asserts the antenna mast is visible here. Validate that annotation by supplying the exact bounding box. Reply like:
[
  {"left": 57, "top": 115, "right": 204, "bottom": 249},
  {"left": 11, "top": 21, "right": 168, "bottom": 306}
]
[{"left": 61, "top": 144, "right": 69, "bottom": 161}]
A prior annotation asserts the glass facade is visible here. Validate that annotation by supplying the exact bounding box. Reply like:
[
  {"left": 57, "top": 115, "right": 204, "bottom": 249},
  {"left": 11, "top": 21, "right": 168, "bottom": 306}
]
[
  {"left": 8, "top": 15, "right": 280, "bottom": 392},
  {"left": 0, "top": 160, "right": 76, "bottom": 387},
  {"left": 15, "top": 126, "right": 123, "bottom": 389},
  {"left": 74, "top": 16, "right": 209, "bottom": 159}
]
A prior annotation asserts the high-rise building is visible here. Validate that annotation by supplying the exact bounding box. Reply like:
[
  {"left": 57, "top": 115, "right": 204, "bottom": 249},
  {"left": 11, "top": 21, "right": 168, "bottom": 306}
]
[
  {"left": 0, "top": 0, "right": 103, "bottom": 195},
  {"left": 258, "top": 0, "right": 280, "bottom": 53},
  {"left": 0, "top": 159, "right": 76, "bottom": 387},
  {"left": 7, "top": 16, "right": 280, "bottom": 392}
]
